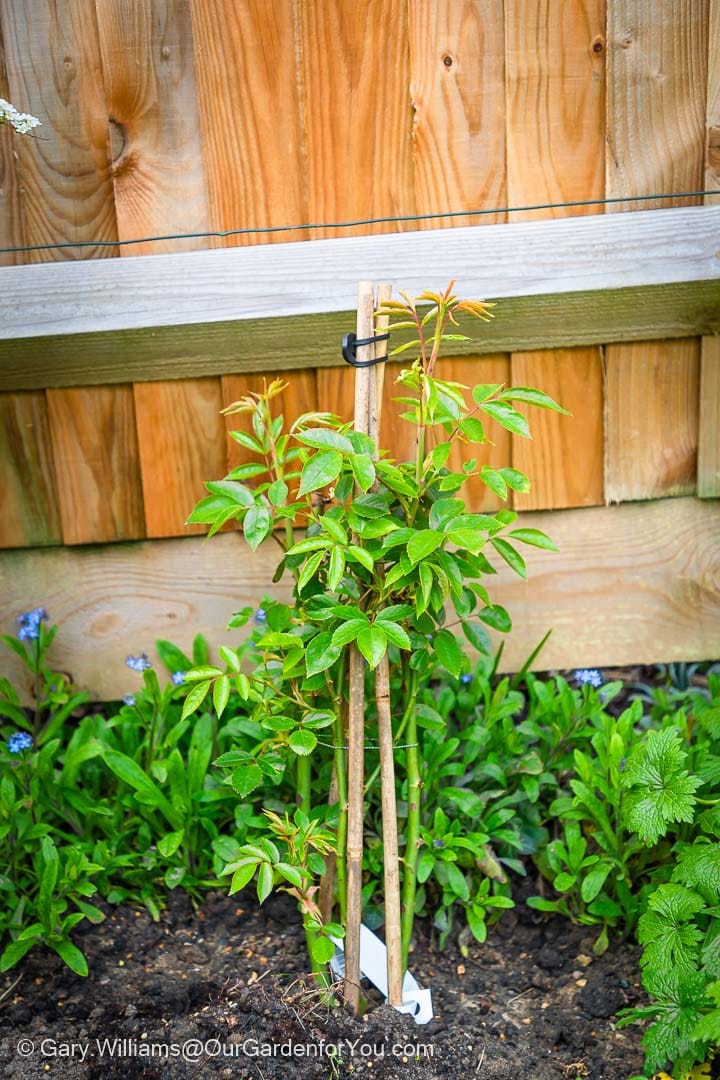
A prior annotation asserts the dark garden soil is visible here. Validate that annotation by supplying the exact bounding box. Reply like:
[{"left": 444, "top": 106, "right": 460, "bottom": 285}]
[{"left": 0, "top": 886, "right": 646, "bottom": 1080}]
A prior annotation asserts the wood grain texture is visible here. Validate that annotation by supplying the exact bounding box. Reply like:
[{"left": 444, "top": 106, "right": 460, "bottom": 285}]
[
  {"left": 605, "top": 339, "right": 701, "bottom": 502},
  {"left": 408, "top": 0, "right": 506, "bottom": 227},
  {"left": 298, "top": 0, "right": 415, "bottom": 238},
  {"left": 2, "top": 498, "right": 719, "bottom": 699},
  {"left": 606, "top": 0, "right": 710, "bottom": 211},
  {"left": 2, "top": 205, "right": 718, "bottom": 341},
  {"left": 0, "top": 391, "right": 60, "bottom": 548},
  {"left": 94, "top": 0, "right": 209, "bottom": 255},
  {"left": 46, "top": 385, "right": 145, "bottom": 545},
  {"left": 505, "top": 0, "right": 606, "bottom": 221},
  {"left": 511, "top": 347, "right": 604, "bottom": 510},
  {"left": 133, "top": 377, "right": 226, "bottom": 537},
  {"left": 0, "top": 16, "right": 27, "bottom": 266},
  {"left": 221, "top": 370, "right": 317, "bottom": 474},
  {"left": 698, "top": 335, "right": 720, "bottom": 496},
  {"left": 707, "top": 0, "right": 720, "bottom": 201},
  {"left": 2, "top": 280, "right": 718, "bottom": 392},
  {"left": 190, "top": 0, "right": 306, "bottom": 244},
  {"left": 0, "top": 0, "right": 118, "bottom": 260}
]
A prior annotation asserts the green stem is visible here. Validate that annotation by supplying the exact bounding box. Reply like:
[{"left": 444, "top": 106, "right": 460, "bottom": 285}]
[
  {"left": 401, "top": 665, "right": 420, "bottom": 967},
  {"left": 334, "top": 703, "right": 348, "bottom": 926},
  {"left": 296, "top": 755, "right": 325, "bottom": 979}
]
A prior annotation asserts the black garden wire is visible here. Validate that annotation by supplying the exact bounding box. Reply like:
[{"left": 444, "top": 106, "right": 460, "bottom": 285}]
[{"left": 0, "top": 188, "right": 718, "bottom": 257}]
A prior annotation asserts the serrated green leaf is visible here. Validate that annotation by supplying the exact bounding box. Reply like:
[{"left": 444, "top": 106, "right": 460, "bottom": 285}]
[
  {"left": 305, "top": 632, "right": 341, "bottom": 677},
  {"left": 182, "top": 679, "right": 212, "bottom": 720},
  {"left": 243, "top": 504, "right": 272, "bottom": 551},
  {"left": 312, "top": 934, "right": 336, "bottom": 964},
  {"left": 351, "top": 454, "right": 375, "bottom": 491},
  {"left": 480, "top": 401, "right": 531, "bottom": 438},
  {"left": 231, "top": 762, "right": 264, "bottom": 797},
  {"left": 508, "top": 527, "right": 558, "bottom": 551},
  {"left": 379, "top": 621, "right": 411, "bottom": 650},
  {"left": 434, "top": 630, "right": 462, "bottom": 678},
  {"left": 257, "top": 862, "right": 274, "bottom": 904},
  {"left": 498, "top": 386, "right": 569, "bottom": 413},
  {"left": 296, "top": 428, "right": 354, "bottom": 453},
  {"left": 356, "top": 626, "right": 387, "bottom": 669},
  {"left": 327, "top": 547, "right": 345, "bottom": 592},
  {"left": 408, "top": 530, "right": 443, "bottom": 564},
  {"left": 289, "top": 729, "right": 317, "bottom": 756},
  {"left": 213, "top": 676, "right": 231, "bottom": 718},
  {"left": 206, "top": 479, "right": 255, "bottom": 506},
  {"left": 472, "top": 384, "right": 502, "bottom": 404},
  {"left": 298, "top": 450, "right": 343, "bottom": 496}
]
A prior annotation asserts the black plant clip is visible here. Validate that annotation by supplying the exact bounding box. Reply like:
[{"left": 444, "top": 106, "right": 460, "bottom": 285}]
[{"left": 342, "top": 332, "right": 389, "bottom": 368}]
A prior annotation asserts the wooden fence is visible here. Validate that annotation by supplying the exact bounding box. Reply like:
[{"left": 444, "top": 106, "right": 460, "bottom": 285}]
[{"left": 0, "top": 0, "right": 718, "bottom": 697}]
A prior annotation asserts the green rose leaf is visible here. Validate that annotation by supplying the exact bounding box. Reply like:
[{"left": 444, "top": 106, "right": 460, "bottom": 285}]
[{"left": 298, "top": 450, "right": 343, "bottom": 496}]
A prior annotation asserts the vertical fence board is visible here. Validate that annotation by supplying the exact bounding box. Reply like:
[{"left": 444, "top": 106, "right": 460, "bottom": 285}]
[
  {"left": 605, "top": 339, "right": 701, "bottom": 501},
  {"left": 190, "top": 0, "right": 306, "bottom": 245},
  {"left": 606, "top": 0, "right": 709, "bottom": 211},
  {"left": 504, "top": 0, "right": 606, "bottom": 221},
  {"left": 699, "top": 2, "right": 720, "bottom": 495},
  {"left": 0, "top": 0, "right": 118, "bottom": 260},
  {"left": 298, "top": 0, "right": 415, "bottom": 238},
  {"left": 408, "top": 0, "right": 506, "bottom": 228},
  {"left": 698, "top": 336, "right": 720, "bottom": 496},
  {"left": 134, "top": 378, "right": 226, "bottom": 537},
  {"left": 0, "top": 391, "right": 60, "bottom": 548},
  {"left": 46, "top": 385, "right": 145, "bottom": 544},
  {"left": 221, "top": 370, "right": 317, "bottom": 474},
  {"left": 511, "top": 348, "right": 604, "bottom": 510},
  {"left": 0, "top": 17, "right": 27, "bottom": 266},
  {"left": 94, "top": 0, "right": 209, "bottom": 255},
  {"left": 707, "top": 0, "right": 720, "bottom": 201}
]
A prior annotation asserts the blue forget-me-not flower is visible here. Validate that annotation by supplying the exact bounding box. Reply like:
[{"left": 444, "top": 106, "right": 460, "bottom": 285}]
[
  {"left": 17, "top": 607, "right": 49, "bottom": 641},
  {"left": 7, "top": 731, "right": 32, "bottom": 754},
  {"left": 574, "top": 668, "right": 603, "bottom": 688},
  {"left": 171, "top": 671, "right": 186, "bottom": 686},
  {"left": 125, "top": 653, "right": 152, "bottom": 673}
]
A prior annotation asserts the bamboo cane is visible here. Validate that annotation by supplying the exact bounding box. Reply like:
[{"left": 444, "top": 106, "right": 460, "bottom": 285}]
[
  {"left": 344, "top": 281, "right": 375, "bottom": 1012},
  {"left": 368, "top": 283, "right": 403, "bottom": 1005}
]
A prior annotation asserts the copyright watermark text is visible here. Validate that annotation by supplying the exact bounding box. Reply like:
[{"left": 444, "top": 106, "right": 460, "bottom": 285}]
[{"left": 16, "top": 1036, "right": 434, "bottom": 1063}]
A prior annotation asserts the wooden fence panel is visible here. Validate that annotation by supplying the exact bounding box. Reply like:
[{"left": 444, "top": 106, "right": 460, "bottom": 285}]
[
  {"left": 504, "top": 0, "right": 606, "bottom": 221},
  {"left": 190, "top": 0, "right": 307, "bottom": 246},
  {"left": 3, "top": 497, "right": 719, "bottom": 700},
  {"left": 0, "top": 391, "right": 61, "bottom": 548},
  {"left": 408, "top": 0, "right": 506, "bottom": 228},
  {"left": 605, "top": 338, "right": 701, "bottom": 502},
  {"left": 0, "top": 0, "right": 118, "bottom": 260},
  {"left": 298, "top": 0, "right": 415, "bottom": 238},
  {"left": 606, "top": 0, "right": 709, "bottom": 211},
  {"left": 707, "top": 0, "right": 720, "bottom": 201},
  {"left": 46, "top": 385, "right": 145, "bottom": 544},
  {"left": 511, "top": 347, "right": 605, "bottom": 510},
  {"left": 0, "top": 18, "right": 26, "bottom": 267},
  {"left": 698, "top": 336, "right": 720, "bottom": 497},
  {"left": 95, "top": 0, "right": 210, "bottom": 255},
  {"left": 133, "top": 378, "right": 226, "bottom": 537}
]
